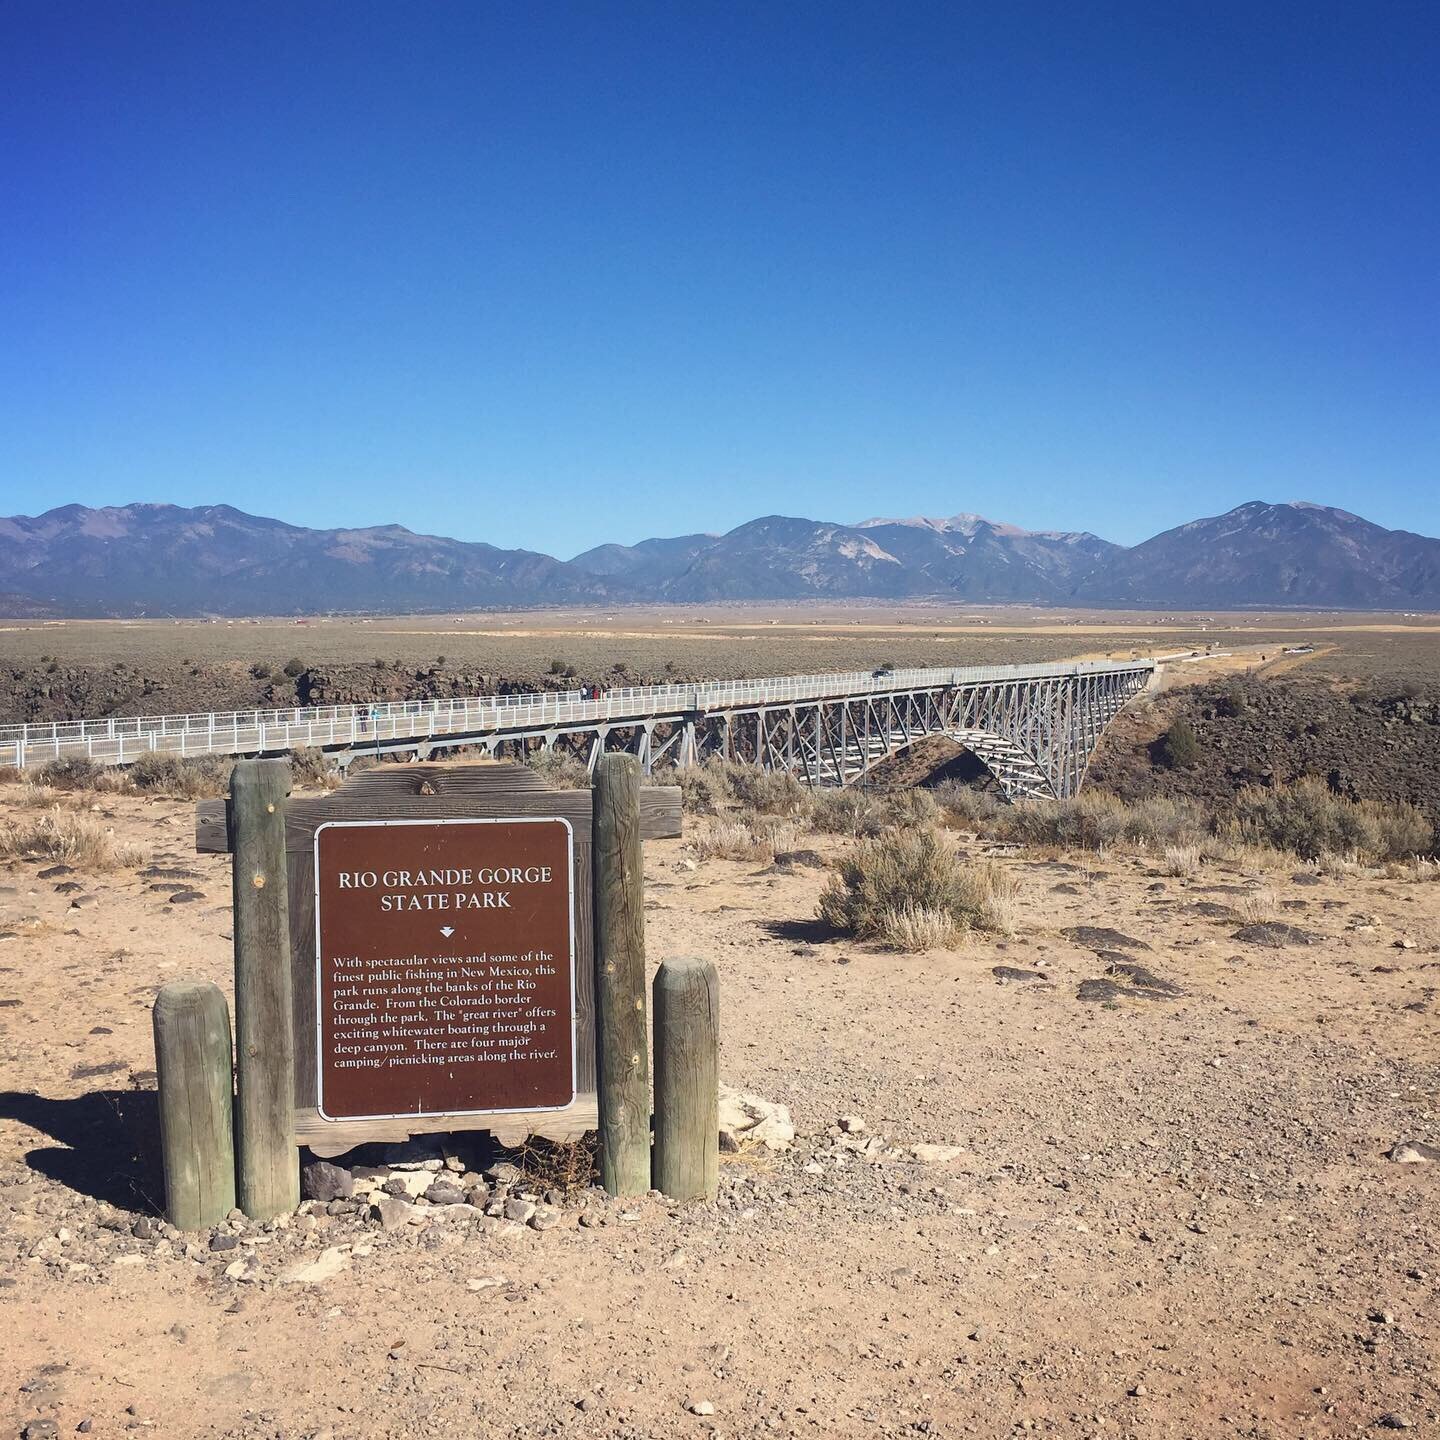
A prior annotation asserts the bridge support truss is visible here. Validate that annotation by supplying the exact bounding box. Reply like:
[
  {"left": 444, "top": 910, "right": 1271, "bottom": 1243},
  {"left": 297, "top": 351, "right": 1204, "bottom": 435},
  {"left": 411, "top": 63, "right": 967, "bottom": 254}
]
[{"left": 458, "top": 666, "right": 1149, "bottom": 801}]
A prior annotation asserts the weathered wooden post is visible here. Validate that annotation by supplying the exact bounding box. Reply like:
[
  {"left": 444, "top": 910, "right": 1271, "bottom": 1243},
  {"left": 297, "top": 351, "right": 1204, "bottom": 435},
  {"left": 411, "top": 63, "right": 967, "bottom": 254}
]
[
  {"left": 593, "top": 753, "right": 651, "bottom": 1195},
  {"left": 652, "top": 957, "right": 719, "bottom": 1203},
  {"left": 153, "top": 980, "right": 236, "bottom": 1229},
  {"left": 230, "top": 757, "right": 299, "bottom": 1220}
]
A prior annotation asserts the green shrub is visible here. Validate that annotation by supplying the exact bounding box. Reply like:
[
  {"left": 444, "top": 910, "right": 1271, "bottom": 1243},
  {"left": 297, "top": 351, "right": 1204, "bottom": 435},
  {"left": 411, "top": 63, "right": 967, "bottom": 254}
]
[
  {"left": 1161, "top": 718, "right": 1200, "bottom": 768},
  {"left": 282, "top": 657, "right": 306, "bottom": 678}
]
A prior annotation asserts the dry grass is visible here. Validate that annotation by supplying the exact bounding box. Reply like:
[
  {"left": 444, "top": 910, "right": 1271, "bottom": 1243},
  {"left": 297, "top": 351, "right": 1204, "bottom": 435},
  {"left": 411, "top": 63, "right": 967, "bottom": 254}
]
[
  {"left": 1161, "top": 843, "right": 1202, "bottom": 878},
  {"left": 818, "top": 828, "right": 1019, "bottom": 951},
  {"left": 1236, "top": 888, "right": 1281, "bottom": 924},
  {"left": 523, "top": 748, "right": 592, "bottom": 790},
  {"left": 690, "top": 815, "right": 803, "bottom": 863},
  {"left": 0, "top": 810, "right": 143, "bottom": 870}
]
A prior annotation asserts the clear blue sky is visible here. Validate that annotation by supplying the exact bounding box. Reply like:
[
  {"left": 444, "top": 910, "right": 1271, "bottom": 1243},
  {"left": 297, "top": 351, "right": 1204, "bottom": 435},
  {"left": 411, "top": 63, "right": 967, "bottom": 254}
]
[{"left": 1, "top": 2, "right": 1436, "bottom": 555}]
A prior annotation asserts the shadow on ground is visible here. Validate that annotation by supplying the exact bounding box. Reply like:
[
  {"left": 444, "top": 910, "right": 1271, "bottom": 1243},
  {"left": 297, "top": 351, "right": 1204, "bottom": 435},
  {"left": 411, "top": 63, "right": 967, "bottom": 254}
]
[{"left": 0, "top": 1088, "right": 163, "bottom": 1214}]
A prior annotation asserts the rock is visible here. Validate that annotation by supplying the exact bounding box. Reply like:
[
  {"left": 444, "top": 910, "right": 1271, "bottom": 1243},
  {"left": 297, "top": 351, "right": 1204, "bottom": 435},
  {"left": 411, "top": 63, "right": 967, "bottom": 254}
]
[
  {"left": 301, "top": 1159, "right": 354, "bottom": 1203},
  {"left": 910, "top": 1144, "right": 966, "bottom": 1164},
  {"left": 503, "top": 1197, "right": 536, "bottom": 1225},
  {"left": 223, "top": 1254, "right": 262, "bottom": 1283},
  {"left": 131, "top": 1216, "right": 156, "bottom": 1240},
  {"left": 21, "top": 1421, "right": 59, "bottom": 1439},
  {"left": 1231, "top": 922, "right": 1318, "bottom": 947},
  {"left": 717, "top": 1085, "right": 795, "bottom": 1153},
  {"left": 38, "top": 864, "right": 75, "bottom": 878},
  {"left": 1062, "top": 925, "right": 1152, "bottom": 951},
  {"left": 485, "top": 1161, "right": 523, "bottom": 1185},
  {"left": 992, "top": 966, "right": 1050, "bottom": 985},
  {"left": 837, "top": 1115, "right": 865, "bottom": 1134},
  {"left": 373, "top": 1197, "right": 416, "bottom": 1232},
  {"left": 1377, "top": 1416, "right": 1413, "bottom": 1431},
  {"left": 54, "top": 880, "right": 84, "bottom": 894},
  {"left": 772, "top": 849, "right": 826, "bottom": 870},
  {"left": 463, "top": 1184, "right": 490, "bottom": 1209},
  {"left": 209, "top": 1232, "right": 239, "bottom": 1252},
  {"left": 168, "top": 890, "right": 206, "bottom": 904},
  {"left": 528, "top": 1205, "right": 561, "bottom": 1232},
  {"left": 1103, "top": 960, "right": 1185, "bottom": 997},
  {"left": 688, "top": 1400, "right": 716, "bottom": 1417},
  {"left": 281, "top": 1245, "right": 351, "bottom": 1285},
  {"left": 383, "top": 1171, "right": 433, "bottom": 1198},
  {"left": 1387, "top": 1140, "right": 1439, "bottom": 1163},
  {"left": 423, "top": 1180, "right": 466, "bottom": 1206},
  {"left": 386, "top": 1138, "right": 447, "bottom": 1170}
]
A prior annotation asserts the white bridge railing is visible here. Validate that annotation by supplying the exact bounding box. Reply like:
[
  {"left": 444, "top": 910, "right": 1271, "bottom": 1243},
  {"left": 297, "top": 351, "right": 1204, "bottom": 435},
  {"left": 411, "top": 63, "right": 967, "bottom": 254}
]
[{"left": 0, "top": 657, "right": 1154, "bottom": 770}]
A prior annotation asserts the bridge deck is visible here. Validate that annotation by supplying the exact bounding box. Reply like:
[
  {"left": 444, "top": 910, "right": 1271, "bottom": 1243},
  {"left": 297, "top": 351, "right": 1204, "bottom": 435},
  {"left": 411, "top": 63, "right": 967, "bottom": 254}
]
[{"left": 1, "top": 658, "right": 1154, "bottom": 770}]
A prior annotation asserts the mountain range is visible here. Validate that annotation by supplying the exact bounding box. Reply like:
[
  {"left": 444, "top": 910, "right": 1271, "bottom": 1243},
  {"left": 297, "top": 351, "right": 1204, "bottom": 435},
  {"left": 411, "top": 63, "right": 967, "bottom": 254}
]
[{"left": 0, "top": 499, "right": 1435, "bottom": 617}]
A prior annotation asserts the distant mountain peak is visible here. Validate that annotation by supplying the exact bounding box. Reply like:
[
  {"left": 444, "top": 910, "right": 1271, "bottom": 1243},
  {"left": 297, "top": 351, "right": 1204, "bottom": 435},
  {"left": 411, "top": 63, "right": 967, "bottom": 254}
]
[{"left": 0, "top": 498, "right": 1433, "bottom": 615}]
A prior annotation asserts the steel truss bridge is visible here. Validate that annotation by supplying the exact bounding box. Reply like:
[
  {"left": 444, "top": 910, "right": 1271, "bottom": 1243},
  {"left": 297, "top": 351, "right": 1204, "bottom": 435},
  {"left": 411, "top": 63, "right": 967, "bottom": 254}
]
[{"left": 2, "top": 658, "right": 1155, "bottom": 801}]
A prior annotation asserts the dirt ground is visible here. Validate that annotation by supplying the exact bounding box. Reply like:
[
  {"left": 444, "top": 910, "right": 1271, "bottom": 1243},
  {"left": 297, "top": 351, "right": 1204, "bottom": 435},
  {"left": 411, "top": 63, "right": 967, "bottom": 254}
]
[{"left": 1, "top": 776, "right": 1437, "bottom": 1440}]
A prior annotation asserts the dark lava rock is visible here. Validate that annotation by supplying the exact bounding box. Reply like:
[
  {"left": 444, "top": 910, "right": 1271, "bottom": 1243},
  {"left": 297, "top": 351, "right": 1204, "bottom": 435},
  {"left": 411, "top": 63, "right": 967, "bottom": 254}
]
[
  {"left": 37, "top": 864, "right": 75, "bottom": 879},
  {"left": 1050, "top": 882, "right": 1081, "bottom": 895},
  {"left": 1105, "top": 960, "right": 1185, "bottom": 997},
  {"left": 423, "top": 1180, "right": 467, "bottom": 1206},
  {"left": 1077, "top": 978, "right": 1129, "bottom": 1003},
  {"left": 1291, "top": 872, "right": 1324, "bottom": 886},
  {"left": 773, "top": 849, "right": 827, "bottom": 871},
  {"left": 53, "top": 880, "right": 84, "bottom": 894},
  {"left": 1062, "top": 925, "right": 1152, "bottom": 952},
  {"left": 1189, "top": 901, "right": 1241, "bottom": 922},
  {"left": 301, "top": 1159, "right": 354, "bottom": 1203},
  {"left": 139, "top": 866, "right": 203, "bottom": 881},
  {"left": 167, "top": 890, "right": 206, "bottom": 904},
  {"left": 992, "top": 965, "right": 1051, "bottom": 985},
  {"left": 209, "top": 1231, "right": 239, "bottom": 1252},
  {"left": 1232, "top": 922, "right": 1319, "bottom": 947}
]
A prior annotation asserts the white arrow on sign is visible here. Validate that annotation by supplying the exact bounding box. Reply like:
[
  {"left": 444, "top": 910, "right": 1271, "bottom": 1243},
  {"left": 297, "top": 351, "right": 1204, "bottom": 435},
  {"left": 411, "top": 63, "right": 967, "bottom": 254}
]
[{"left": 439, "top": 926, "right": 455, "bottom": 938}]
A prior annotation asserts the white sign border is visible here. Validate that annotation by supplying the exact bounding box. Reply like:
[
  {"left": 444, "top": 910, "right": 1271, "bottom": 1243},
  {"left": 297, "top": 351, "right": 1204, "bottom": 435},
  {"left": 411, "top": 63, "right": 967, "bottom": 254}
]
[{"left": 312, "top": 815, "right": 578, "bottom": 1124}]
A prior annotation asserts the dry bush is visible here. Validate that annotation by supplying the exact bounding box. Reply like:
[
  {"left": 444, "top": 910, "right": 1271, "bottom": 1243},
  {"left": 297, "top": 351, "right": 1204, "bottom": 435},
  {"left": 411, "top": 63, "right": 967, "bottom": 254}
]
[
  {"left": 124, "top": 752, "right": 232, "bottom": 799},
  {"left": 1225, "top": 778, "right": 1433, "bottom": 862},
  {"left": 1000, "top": 791, "right": 1209, "bottom": 853},
  {"left": 516, "top": 1133, "right": 598, "bottom": 1194},
  {"left": 0, "top": 765, "right": 21, "bottom": 784},
  {"left": 0, "top": 810, "right": 141, "bottom": 870},
  {"left": 288, "top": 747, "right": 341, "bottom": 790},
  {"left": 1161, "top": 843, "right": 1202, "bottom": 878},
  {"left": 1236, "top": 888, "right": 1281, "bottom": 924},
  {"left": 33, "top": 755, "right": 104, "bottom": 790},
  {"left": 725, "top": 765, "right": 809, "bottom": 816},
  {"left": 807, "top": 789, "right": 889, "bottom": 838},
  {"left": 691, "top": 815, "right": 801, "bottom": 862},
  {"left": 523, "top": 748, "right": 592, "bottom": 790},
  {"left": 931, "top": 781, "right": 1006, "bottom": 828},
  {"left": 674, "top": 758, "right": 734, "bottom": 815},
  {"left": 818, "top": 829, "right": 1018, "bottom": 949}
]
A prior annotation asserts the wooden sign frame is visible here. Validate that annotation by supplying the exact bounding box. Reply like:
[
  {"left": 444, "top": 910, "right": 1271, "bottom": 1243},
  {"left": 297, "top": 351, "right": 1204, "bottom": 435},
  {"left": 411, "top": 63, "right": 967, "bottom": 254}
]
[{"left": 197, "top": 761, "right": 681, "bottom": 1157}]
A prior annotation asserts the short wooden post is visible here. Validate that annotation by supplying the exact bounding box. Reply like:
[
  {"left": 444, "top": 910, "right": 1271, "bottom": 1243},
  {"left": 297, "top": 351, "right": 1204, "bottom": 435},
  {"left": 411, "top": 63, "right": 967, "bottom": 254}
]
[
  {"left": 652, "top": 957, "right": 719, "bottom": 1203},
  {"left": 230, "top": 758, "right": 299, "bottom": 1220},
  {"left": 593, "top": 753, "right": 650, "bottom": 1195},
  {"left": 153, "top": 981, "right": 236, "bottom": 1229}
]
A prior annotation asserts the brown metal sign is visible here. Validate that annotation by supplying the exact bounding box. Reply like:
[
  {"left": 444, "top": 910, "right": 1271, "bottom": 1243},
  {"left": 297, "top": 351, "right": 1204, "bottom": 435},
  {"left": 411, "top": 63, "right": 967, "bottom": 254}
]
[{"left": 314, "top": 817, "right": 576, "bottom": 1122}]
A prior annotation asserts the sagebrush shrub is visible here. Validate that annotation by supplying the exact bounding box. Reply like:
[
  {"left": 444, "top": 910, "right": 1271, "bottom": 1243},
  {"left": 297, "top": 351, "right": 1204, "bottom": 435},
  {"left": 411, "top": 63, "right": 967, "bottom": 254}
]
[{"left": 818, "top": 829, "right": 1018, "bottom": 949}]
